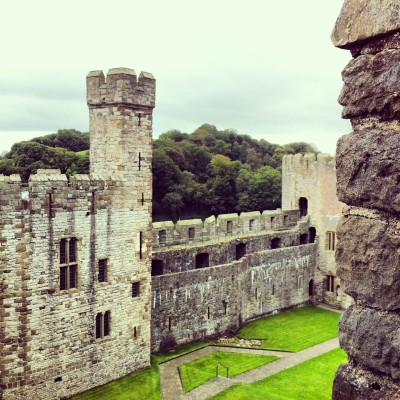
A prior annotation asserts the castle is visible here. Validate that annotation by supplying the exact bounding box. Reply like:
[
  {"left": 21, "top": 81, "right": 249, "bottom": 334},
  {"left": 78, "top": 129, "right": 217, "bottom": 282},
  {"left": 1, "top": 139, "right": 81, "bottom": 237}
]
[{"left": 0, "top": 68, "right": 347, "bottom": 399}]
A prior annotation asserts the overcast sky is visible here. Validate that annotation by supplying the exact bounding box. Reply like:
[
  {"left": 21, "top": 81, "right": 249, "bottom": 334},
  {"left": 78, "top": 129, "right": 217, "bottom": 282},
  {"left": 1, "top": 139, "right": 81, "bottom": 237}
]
[{"left": 0, "top": 0, "right": 351, "bottom": 155}]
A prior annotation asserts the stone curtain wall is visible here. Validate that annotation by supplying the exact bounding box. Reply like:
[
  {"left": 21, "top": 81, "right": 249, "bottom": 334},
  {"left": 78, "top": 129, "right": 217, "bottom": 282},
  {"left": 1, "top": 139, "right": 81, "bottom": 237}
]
[
  {"left": 151, "top": 243, "right": 316, "bottom": 352},
  {"left": 152, "top": 219, "right": 309, "bottom": 274},
  {"left": 0, "top": 172, "right": 152, "bottom": 400},
  {"left": 332, "top": 2, "right": 400, "bottom": 399}
]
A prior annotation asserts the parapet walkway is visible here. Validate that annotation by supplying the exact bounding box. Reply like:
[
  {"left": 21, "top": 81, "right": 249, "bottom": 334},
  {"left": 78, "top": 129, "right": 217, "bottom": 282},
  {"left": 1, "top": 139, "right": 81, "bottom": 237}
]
[{"left": 159, "top": 337, "right": 340, "bottom": 400}]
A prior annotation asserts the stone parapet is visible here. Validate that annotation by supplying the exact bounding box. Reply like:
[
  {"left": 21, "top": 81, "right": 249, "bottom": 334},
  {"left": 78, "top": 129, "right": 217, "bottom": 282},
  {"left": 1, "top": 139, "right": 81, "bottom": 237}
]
[
  {"left": 331, "top": 0, "right": 400, "bottom": 49},
  {"left": 87, "top": 68, "right": 155, "bottom": 109},
  {"left": 336, "top": 127, "right": 400, "bottom": 213},
  {"left": 152, "top": 209, "right": 300, "bottom": 248},
  {"left": 332, "top": 1, "right": 400, "bottom": 397},
  {"left": 339, "top": 305, "right": 400, "bottom": 382},
  {"left": 333, "top": 363, "right": 400, "bottom": 400}
]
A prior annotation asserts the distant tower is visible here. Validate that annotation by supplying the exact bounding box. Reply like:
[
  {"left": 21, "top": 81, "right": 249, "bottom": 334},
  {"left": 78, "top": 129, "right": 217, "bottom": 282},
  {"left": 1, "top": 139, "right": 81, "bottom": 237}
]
[{"left": 282, "top": 153, "right": 351, "bottom": 309}]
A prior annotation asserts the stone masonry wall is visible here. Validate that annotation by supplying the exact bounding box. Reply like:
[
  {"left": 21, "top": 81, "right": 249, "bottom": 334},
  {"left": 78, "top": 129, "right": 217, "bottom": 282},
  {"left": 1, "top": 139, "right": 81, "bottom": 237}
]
[
  {"left": 0, "top": 67, "right": 155, "bottom": 400},
  {"left": 151, "top": 243, "right": 316, "bottom": 352},
  {"left": 332, "top": 2, "right": 400, "bottom": 398},
  {"left": 152, "top": 209, "right": 300, "bottom": 248},
  {"left": 1, "top": 172, "right": 152, "bottom": 400}
]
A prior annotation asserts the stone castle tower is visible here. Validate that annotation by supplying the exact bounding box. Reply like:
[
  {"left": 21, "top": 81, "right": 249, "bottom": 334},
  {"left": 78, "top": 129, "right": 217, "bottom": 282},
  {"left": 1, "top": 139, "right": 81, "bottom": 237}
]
[
  {"left": 282, "top": 153, "right": 351, "bottom": 309},
  {"left": 0, "top": 67, "right": 155, "bottom": 400}
]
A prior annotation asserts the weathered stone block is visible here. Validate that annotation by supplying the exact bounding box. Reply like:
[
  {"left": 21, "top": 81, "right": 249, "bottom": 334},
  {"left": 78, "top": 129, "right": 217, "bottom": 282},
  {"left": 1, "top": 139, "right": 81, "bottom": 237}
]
[
  {"left": 336, "top": 128, "right": 400, "bottom": 214},
  {"left": 339, "top": 305, "right": 400, "bottom": 381},
  {"left": 332, "top": 0, "right": 400, "bottom": 49},
  {"left": 339, "top": 49, "right": 400, "bottom": 119},
  {"left": 336, "top": 209, "right": 400, "bottom": 310},
  {"left": 333, "top": 363, "right": 400, "bottom": 399}
]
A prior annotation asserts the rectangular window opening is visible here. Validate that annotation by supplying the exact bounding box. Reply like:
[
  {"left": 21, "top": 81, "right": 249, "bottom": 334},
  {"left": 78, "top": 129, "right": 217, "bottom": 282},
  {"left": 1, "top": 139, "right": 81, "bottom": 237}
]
[
  {"left": 91, "top": 191, "right": 96, "bottom": 214},
  {"left": 96, "top": 311, "right": 111, "bottom": 339},
  {"left": 59, "top": 238, "right": 78, "bottom": 291},
  {"left": 188, "top": 227, "right": 195, "bottom": 240},
  {"left": 48, "top": 193, "right": 54, "bottom": 218},
  {"left": 327, "top": 275, "right": 335, "bottom": 292},
  {"left": 249, "top": 219, "right": 255, "bottom": 231},
  {"left": 326, "top": 231, "right": 336, "bottom": 251},
  {"left": 98, "top": 259, "right": 108, "bottom": 283},
  {"left": 132, "top": 282, "right": 140, "bottom": 298},
  {"left": 139, "top": 231, "right": 143, "bottom": 259}
]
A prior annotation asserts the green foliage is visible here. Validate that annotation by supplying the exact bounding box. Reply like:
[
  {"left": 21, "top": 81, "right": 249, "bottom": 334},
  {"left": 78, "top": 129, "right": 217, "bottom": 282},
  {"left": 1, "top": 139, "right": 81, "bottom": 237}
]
[
  {"left": 180, "top": 352, "right": 279, "bottom": 392},
  {"left": 31, "top": 129, "right": 89, "bottom": 152},
  {"left": 237, "top": 306, "right": 340, "bottom": 352},
  {"left": 238, "top": 166, "right": 282, "bottom": 211},
  {"left": 211, "top": 348, "right": 347, "bottom": 400},
  {"left": 0, "top": 129, "right": 90, "bottom": 181},
  {"left": 0, "top": 125, "right": 316, "bottom": 218},
  {"left": 152, "top": 124, "right": 317, "bottom": 220}
]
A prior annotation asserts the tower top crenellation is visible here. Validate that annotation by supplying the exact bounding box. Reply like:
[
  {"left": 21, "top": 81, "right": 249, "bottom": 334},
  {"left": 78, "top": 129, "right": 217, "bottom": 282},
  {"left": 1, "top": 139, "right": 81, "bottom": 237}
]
[{"left": 86, "top": 67, "right": 155, "bottom": 109}]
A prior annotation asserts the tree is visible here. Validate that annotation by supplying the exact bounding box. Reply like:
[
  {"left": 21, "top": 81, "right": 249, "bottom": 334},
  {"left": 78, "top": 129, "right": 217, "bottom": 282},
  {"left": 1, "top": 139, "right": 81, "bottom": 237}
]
[{"left": 239, "top": 166, "right": 282, "bottom": 211}]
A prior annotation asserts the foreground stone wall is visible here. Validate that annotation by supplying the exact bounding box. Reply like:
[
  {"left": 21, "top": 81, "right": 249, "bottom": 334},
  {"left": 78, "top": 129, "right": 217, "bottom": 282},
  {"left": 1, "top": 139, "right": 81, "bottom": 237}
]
[{"left": 332, "top": 2, "right": 400, "bottom": 398}]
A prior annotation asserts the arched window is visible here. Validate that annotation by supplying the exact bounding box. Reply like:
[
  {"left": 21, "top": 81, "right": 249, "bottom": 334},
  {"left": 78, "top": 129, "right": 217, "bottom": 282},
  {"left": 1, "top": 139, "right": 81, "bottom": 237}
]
[
  {"left": 299, "top": 197, "right": 308, "bottom": 217},
  {"left": 151, "top": 259, "right": 164, "bottom": 276}
]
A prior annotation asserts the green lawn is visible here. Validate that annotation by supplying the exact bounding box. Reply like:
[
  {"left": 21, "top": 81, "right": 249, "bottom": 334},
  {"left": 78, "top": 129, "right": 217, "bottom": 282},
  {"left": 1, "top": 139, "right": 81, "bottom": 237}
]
[
  {"left": 76, "top": 150, "right": 89, "bottom": 156},
  {"left": 71, "top": 342, "right": 207, "bottom": 400},
  {"left": 211, "top": 348, "right": 347, "bottom": 400},
  {"left": 237, "top": 306, "right": 340, "bottom": 352},
  {"left": 180, "top": 351, "right": 279, "bottom": 392}
]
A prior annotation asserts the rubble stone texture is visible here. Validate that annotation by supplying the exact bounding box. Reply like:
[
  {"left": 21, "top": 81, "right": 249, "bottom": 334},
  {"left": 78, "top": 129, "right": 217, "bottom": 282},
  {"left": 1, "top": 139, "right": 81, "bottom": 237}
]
[{"left": 332, "top": 1, "right": 400, "bottom": 398}]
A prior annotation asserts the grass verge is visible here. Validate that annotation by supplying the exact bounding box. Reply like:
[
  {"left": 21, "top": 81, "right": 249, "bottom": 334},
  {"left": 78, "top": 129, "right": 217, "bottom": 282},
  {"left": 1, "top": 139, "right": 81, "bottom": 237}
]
[
  {"left": 237, "top": 306, "right": 340, "bottom": 352},
  {"left": 180, "top": 351, "right": 279, "bottom": 392},
  {"left": 211, "top": 348, "right": 347, "bottom": 400},
  {"left": 71, "top": 342, "right": 207, "bottom": 400}
]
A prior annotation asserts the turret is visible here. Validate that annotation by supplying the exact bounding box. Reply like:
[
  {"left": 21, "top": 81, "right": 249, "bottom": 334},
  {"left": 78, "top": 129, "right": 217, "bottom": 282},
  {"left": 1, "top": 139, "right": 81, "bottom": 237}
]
[{"left": 87, "top": 67, "right": 155, "bottom": 181}]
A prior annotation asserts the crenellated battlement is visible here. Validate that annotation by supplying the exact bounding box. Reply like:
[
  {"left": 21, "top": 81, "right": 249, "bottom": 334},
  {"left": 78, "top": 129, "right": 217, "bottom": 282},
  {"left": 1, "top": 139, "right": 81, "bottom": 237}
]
[
  {"left": 87, "top": 68, "right": 155, "bottom": 109},
  {"left": 152, "top": 209, "right": 300, "bottom": 248},
  {"left": 0, "top": 169, "right": 141, "bottom": 216},
  {"left": 282, "top": 153, "right": 336, "bottom": 173}
]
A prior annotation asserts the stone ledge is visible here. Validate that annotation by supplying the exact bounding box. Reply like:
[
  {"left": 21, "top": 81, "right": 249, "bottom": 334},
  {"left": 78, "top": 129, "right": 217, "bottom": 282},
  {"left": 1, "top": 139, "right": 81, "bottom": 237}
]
[{"left": 332, "top": 0, "right": 400, "bottom": 49}]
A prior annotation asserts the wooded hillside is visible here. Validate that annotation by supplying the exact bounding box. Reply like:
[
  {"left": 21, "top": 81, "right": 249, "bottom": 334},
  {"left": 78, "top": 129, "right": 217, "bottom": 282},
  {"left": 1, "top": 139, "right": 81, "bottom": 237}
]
[{"left": 0, "top": 125, "right": 317, "bottom": 220}]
